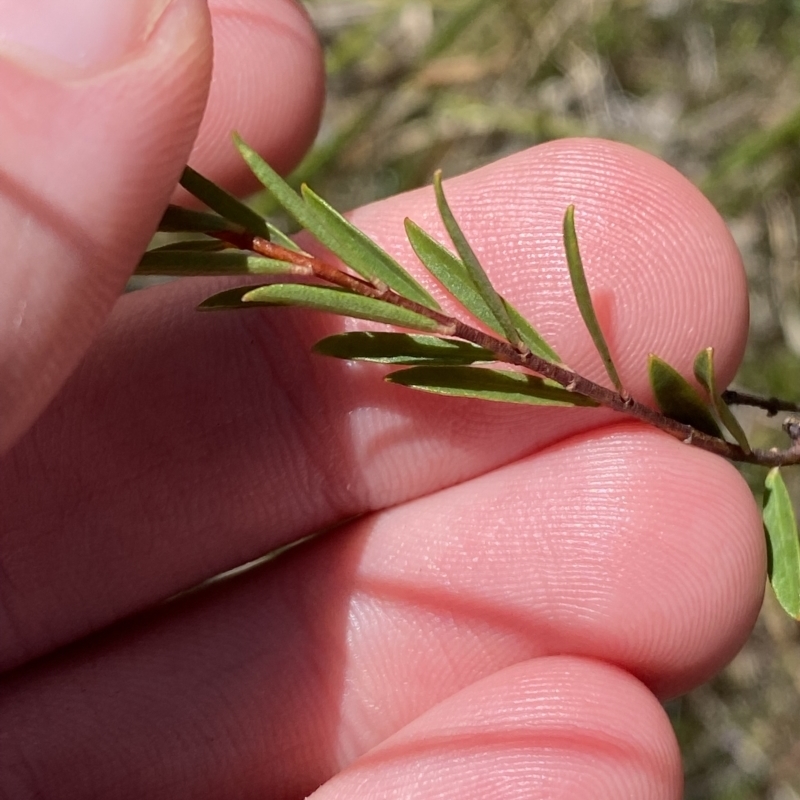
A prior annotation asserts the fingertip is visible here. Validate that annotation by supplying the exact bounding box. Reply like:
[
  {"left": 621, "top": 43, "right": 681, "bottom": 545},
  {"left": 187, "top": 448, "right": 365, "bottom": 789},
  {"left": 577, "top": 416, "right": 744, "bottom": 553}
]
[
  {"left": 536, "top": 138, "right": 748, "bottom": 393},
  {"left": 584, "top": 427, "right": 765, "bottom": 697},
  {"left": 0, "top": 0, "right": 213, "bottom": 450},
  {"left": 336, "top": 424, "right": 764, "bottom": 712},
  {"left": 315, "top": 657, "right": 682, "bottom": 800},
  {"left": 185, "top": 0, "right": 325, "bottom": 191},
  {"left": 343, "top": 138, "right": 749, "bottom": 397}
]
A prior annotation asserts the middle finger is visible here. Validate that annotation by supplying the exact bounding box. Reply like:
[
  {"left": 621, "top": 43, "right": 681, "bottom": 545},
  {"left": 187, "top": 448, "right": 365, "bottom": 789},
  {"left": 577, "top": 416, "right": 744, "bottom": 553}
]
[{"left": 0, "top": 424, "right": 763, "bottom": 798}]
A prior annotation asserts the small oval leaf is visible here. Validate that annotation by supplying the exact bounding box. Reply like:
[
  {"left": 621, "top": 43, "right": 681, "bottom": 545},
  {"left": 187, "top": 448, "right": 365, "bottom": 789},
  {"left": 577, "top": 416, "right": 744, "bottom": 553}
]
[
  {"left": 386, "top": 365, "right": 599, "bottom": 407},
  {"left": 313, "top": 332, "right": 495, "bottom": 364},
  {"left": 648, "top": 354, "right": 722, "bottom": 437},
  {"left": 239, "top": 284, "right": 441, "bottom": 331},
  {"left": 563, "top": 205, "right": 624, "bottom": 393},
  {"left": 763, "top": 468, "right": 800, "bottom": 619},
  {"left": 693, "top": 347, "right": 751, "bottom": 453}
]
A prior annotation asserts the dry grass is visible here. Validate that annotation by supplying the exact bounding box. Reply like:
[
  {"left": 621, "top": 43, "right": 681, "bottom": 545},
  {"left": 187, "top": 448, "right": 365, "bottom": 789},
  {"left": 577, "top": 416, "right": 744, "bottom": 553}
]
[{"left": 298, "top": 1, "right": 800, "bottom": 796}]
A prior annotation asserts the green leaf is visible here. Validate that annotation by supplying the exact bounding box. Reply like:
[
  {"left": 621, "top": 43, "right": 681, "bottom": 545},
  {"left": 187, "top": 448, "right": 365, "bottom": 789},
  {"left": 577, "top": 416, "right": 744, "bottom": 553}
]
[
  {"left": 197, "top": 286, "right": 264, "bottom": 310},
  {"left": 502, "top": 300, "right": 561, "bottom": 363},
  {"left": 147, "top": 239, "right": 229, "bottom": 253},
  {"left": 432, "top": 171, "right": 522, "bottom": 346},
  {"left": 404, "top": 218, "right": 498, "bottom": 328},
  {"left": 200, "top": 283, "right": 442, "bottom": 331},
  {"left": 563, "top": 205, "right": 624, "bottom": 394},
  {"left": 179, "top": 166, "right": 272, "bottom": 240},
  {"left": 313, "top": 332, "right": 495, "bottom": 365},
  {"left": 234, "top": 133, "right": 316, "bottom": 231},
  {"left": 763, "top": 468, "right": 800, "bottom": 619},
  {"left": 136, "top": 249, "right": 298, "bottom": 277},
  {"left": 158, "top": 205, "right": 241, "bottom": 234},
  {"left": 648, "top": 354, "right": 722, "bottom": 437},
  {"left": 693, "top": 347, "right": 751, "bottom": 453},
  {"left": 386, "top": 365, "right": 599, "bottom": 407},
  {"left": 234, "top": 133, "right": 438, "bottom": 308},
  {"left": 404, "top": 218, "right": 561, "bottom": 363},
  {"left": 300, "top": 185, "right": 439, "bottom": 308}
]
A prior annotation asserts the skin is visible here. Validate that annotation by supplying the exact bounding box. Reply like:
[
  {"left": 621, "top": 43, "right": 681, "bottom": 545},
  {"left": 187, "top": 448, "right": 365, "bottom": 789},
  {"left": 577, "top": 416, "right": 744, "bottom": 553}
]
[{"left": 0, "top": 1, "right": 765, "bottom": 798}]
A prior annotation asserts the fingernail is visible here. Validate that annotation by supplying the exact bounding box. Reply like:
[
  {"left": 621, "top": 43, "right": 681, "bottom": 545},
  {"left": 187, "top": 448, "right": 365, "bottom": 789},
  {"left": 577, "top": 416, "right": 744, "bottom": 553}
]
[{"left": 0, "top": 0, "right": 173, "bottom": 78}]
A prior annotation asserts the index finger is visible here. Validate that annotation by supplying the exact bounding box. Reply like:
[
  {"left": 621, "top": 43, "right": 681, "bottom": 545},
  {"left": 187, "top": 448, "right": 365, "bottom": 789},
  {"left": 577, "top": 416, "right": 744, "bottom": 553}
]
[{"left": 0, "top": 139, "right": 750, "bottom": 670}]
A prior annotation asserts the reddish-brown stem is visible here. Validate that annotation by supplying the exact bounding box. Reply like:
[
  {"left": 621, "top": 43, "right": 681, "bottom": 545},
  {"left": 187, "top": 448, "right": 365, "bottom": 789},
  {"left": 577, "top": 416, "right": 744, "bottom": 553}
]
[
  {"left": 217, "top": 231, "right": 800, "bottom": 468},
  {"left": 221, "top": 234, "right": 458, "bottom": 336},
  {"left": 445, "top": 320, "right": 800, "bottom": 465}
]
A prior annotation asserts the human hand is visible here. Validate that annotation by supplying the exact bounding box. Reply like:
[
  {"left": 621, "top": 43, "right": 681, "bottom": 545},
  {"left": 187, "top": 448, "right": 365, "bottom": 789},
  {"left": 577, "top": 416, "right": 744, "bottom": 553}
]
[{"left": 0, "top": 2, "right": 765, "bottom": 798}]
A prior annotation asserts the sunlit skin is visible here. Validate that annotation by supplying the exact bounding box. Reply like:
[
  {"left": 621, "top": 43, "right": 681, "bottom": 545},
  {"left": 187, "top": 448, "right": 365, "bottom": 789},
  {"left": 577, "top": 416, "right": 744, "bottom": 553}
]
[{"left": 0, "top": 1, "right": 764, "bottom": 798}]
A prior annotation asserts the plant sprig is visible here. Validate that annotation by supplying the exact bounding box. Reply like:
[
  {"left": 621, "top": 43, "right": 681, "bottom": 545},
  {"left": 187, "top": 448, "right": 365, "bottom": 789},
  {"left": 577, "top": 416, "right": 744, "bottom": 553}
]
[{"left": 138, "top": 134, "right": 800, "bottom": 619}]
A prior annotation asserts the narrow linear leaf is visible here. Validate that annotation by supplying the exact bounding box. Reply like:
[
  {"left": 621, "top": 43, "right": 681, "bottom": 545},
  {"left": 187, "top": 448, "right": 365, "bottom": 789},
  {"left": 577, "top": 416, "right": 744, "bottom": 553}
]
[
  {"left": 763, "top": 468, "right": 800, "bottom": 619},
  {"left": 136, "top": 250, "right": 298, "bottom": 277},
  {"left": 240, "top": 284, "right": 442, "bottom": 331},
  {"left": 179, "top": 166, "right": 272, "bottom": 240},
  {"left": 404, "top": 217, "right": 498, "bottom": 329},
  {"left": 147, "top": 239, "right": 229, "bottom": 254},
  {"left": 648, "top": 354, "right": 722, "bottom": 437},
  {"left": 387, "top": 365, "right": 599, "bottom": 407},
  {"left": 433, "top": 171, "right": 522, "bottom": 346},
  {"left": 693, "top": 347, "right": 751, "bottom": 453},
  {"left": 234, "top": 133, "right": 316, "bottom": 231},
  {"left": 502, "top": 300, "right": 561, "bottom": 363},
  {"left": 404, "top": 218, "right": 561, "bottom": 363},
  {"left": 313, "top": 332, "right": 495, "bottom": 365},
  {"left": 198, "top": 285, "right": 267, "bottom": 310},
  {"left": 563, "top": 205, "right": 623, "bottom": 393},
  {"left": 158, "top": 205, "right": 241, "bottom": 234},
  {"left": 234, "top": 133, "right": 438, "bottom": 308},
  {"left": 300, "top": 185, "right": 439, "bottom": 308}
]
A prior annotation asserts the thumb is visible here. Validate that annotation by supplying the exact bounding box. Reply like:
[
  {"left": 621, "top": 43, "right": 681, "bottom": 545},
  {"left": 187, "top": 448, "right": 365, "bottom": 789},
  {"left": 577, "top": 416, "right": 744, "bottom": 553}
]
[{"left": 0, "top": 0, "right": 212, "bottom": 451}]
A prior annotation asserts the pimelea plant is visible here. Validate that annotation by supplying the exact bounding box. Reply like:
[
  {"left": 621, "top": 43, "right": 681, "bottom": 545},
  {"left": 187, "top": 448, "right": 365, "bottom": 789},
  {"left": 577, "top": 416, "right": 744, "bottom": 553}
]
[{"left": 138, "top": 134, "right": 800, "bottom": 620}]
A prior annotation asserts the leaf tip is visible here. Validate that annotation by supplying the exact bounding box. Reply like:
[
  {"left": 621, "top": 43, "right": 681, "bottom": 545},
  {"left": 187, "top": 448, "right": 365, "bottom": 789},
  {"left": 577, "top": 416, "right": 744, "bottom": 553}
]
[{"left": 765, "top": 466, "right": 781, "bottom": 491}]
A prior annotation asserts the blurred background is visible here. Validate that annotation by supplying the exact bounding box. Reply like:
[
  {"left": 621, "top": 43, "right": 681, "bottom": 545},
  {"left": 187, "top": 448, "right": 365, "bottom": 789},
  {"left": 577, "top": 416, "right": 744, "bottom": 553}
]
[{"left": 289, "top": 0, "right": 800, "bottom": 796}]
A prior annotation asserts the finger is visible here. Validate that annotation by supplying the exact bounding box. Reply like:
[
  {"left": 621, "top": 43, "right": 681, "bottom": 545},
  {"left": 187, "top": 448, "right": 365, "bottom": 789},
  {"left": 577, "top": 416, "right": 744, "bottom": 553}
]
[
  {"left": 0, "top": 140, "right": 750, "bottom": 668},
  {"left": 338, "top": 138, "right": 748, "bottom": 394},
  {"left": 0, "top": 0, "right": 213, "bottom": 452},
  {"left": 0, "top": 427, "right": 759, "bottom": 798},
  {"left": 312, "top": 658, "right": 681, "bottom": 800},
  {"left": 319, "top": 426, "right": 763, "bottom": 706},
  {"left": 186, "top": 0, "right": 325, "bottom": 190},
  {"left": 0, "top": 0, "right": 326, "bottom": 451}
]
